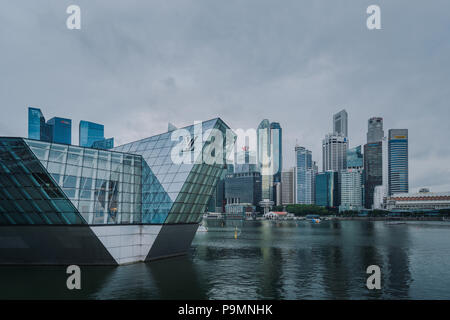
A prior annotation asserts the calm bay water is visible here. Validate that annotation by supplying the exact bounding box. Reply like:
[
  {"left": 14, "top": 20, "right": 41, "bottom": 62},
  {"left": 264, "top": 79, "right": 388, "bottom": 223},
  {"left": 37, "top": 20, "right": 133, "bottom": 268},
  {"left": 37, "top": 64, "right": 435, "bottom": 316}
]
[{"left": 1, "top": 220, "right": 450, "bottom": 299}]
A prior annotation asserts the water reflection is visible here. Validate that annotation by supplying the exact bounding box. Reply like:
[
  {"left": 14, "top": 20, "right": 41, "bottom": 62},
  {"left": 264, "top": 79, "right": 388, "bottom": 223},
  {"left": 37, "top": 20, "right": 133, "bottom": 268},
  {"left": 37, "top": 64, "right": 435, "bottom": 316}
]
[
  {"left": 196, "top": 220, "right": 416, "bottom": 300},
  {"left": 384, "top": 225, "right": 412, "bottom": 299},
  {"left": 0, "top": 220, "right": 449, "bottom": 299},
  {"left": 0, "top": 266, "right": 115, "bottom": 299}
]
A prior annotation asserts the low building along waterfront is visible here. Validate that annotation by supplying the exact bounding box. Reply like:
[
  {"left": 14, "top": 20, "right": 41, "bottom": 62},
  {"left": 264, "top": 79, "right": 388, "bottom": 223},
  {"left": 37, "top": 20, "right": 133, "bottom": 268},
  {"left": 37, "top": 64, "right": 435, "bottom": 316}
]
[{"left": 386, "top": 191, "right": 450, "bottom": 211}]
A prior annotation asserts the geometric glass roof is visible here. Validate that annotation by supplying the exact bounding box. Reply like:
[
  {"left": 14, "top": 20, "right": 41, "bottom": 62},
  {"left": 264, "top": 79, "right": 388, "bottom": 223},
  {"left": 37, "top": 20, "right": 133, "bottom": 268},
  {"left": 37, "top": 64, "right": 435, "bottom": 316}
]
[
  {"left": 0, "top": 137, "right": 85, "bottom": 225},
  {"left": 114, "top": 118, "right": 233, "bottom": 224}
]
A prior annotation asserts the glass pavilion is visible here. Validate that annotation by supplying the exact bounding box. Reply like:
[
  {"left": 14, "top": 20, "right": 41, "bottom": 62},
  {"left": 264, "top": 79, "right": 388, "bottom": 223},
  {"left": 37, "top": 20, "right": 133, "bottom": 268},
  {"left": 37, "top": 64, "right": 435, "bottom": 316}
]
[{"left": 0, "top": 118, "right": 233, "bottom": 227}]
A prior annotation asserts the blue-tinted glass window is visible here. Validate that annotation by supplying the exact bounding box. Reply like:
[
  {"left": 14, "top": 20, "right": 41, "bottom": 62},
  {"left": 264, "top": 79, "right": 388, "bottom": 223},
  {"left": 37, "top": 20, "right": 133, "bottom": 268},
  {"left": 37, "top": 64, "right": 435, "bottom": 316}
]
[{"left": 63, "top": 175, "right": 77, "bottom": 188}]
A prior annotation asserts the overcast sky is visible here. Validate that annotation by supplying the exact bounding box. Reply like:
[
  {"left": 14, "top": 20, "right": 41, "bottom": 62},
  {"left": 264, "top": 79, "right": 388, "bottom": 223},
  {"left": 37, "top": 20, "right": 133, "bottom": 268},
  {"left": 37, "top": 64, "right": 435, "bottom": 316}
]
[{"left": 1, "top": 1, "right": 449, "bottom": 192}]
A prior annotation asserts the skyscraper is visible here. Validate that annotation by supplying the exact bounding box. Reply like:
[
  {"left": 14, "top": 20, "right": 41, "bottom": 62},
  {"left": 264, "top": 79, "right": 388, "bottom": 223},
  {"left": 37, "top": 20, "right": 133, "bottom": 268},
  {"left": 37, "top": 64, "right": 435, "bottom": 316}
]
[
  {"left": 274, "top": 182, "right": 282, "bottom": 206},
  {"left": 315, "top": 171, "right": 338, "bottom": 207},
  {"left": 257, "top": 119, "right": 282, "bottom": 204},
  {"left": 312, "top": 161, "right": 318, "bottom": 204},
  {"left": 388, "top": 129, "right": 409, "bottom": 195},
  {"left": 46, "top": 117, "right": 72, "bottom": 145},
  {"left": 257, "top": 119, "right": 273, "bottom": 202},
  {"left": 28, "top": 107, "right": 70, "bottom": 144},
  {"left": 226, "top": 132, "right": 261, "bottom": 210},
  {"left": 333, "top": 109, "right": 348, "bottom": 137},
  {"left": 270, "top": 122, "right": 282, "bottom": 183},
  {"left": 364, "top": 141, "right": 382, "bottom": 209},
  {"left": 79, "top": 121, "right": 105, "bottom": 147},
  {"left": 28, "top": 107, "right": 52, "bottom": 142},
  {"left": 364, "top": 117, "right": 384, "bottom": 208},
  {"left": 340, "top": 169, "right": 363, "bottom": 211},
  {"left": 373, "top": 185, "right": 386, "bottom": 210},
  {"left": 234, "top": 135, "right": 257, "bottom": 174},
  {"left": 372, "top": 136, "right": 389, "bottom": 209},
  {"left": 367, "top": 117, "right": 384, "bottom": 143},
  {"left": 208, "top": 162, "right": 233, "bottom": 213},
  {"left": 28, "top": 107, "right": 45, "bottom": 140},
  {"left": 322, "top": 133, "right": 348, "bottom": 172},
  {"left": 225, "top": 171, "right": 262, "bottom": 208},
  {"left": 281, "top": 169, "right": 295, "bottom": 205},
  {"left": 294, "top": 146, "right": 314, "bottom": 204}
]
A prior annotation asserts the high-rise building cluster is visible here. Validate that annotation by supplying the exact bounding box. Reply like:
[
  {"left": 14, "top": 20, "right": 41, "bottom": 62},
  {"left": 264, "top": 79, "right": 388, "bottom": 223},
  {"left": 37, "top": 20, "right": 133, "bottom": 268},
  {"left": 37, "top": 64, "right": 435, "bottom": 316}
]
[
  {"left": 208, "top": 119, "right": 283, "bottom": 216},
  {"left": 280, "top": 109, "right": 409, "bottom": 212},
  {"left": 27, "top": 106, "right": 410, "bottom": 216},
  {"left": 207, "top": 109, "right": 409, "bottom": 216},
  {"left": 28, "top": 107, "right": 72, "bottom": 145},
  {"left": 28, "top": 107, "right": 114, "bottom": 150}
]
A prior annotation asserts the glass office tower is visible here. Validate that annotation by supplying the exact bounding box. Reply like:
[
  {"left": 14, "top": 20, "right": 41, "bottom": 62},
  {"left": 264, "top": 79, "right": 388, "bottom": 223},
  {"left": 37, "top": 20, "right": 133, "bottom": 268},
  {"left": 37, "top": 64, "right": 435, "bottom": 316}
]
[
  {"left": 28, "top": 107, "right": 52, "bottom": 142},
  {"left": 364, "top": 142, "right": 382, "bottom": 209},
  {"left": 79, "top": 121, "right": 105, "bottom": 148},
  {"left": 47, "top": 117, "right": 72, "bottom": 145},
  {"left": 28, "top": 107, "right": 45, "bottom": 140},
  {"left": 225, "top": 171, "right": 262, "bottom": 207},
  {"left": 295, "top": 146, "right": 314, "bottom": 204},
  {"left": 388, "top": 129, "right": 409, "bottom": 195},
  {"left": 281, "top": 169, "right": 294, "bottom": 205},
  {"left": 257, "top": 119, "right": 273, "bottom": 202},
  {"left": 364, "top": 117, "right": 384, "bottom": 208},
  {"left": 256, "top": 119, "right": 282, "bottom": 206},
  {"left": 0, "top": 118, "right": 233, "bottom": 265},
  {"left": 315, "top": 171, "right": 338, "bottom": 207},
  {"left": 270, "top": 122, "right": 282, "bottom": 184}
]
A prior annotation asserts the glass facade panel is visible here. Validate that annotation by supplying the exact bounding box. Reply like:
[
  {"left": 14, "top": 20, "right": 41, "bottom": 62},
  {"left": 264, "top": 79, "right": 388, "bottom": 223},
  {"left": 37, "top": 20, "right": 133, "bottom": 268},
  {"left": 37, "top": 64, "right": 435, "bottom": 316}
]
[
  {"left": 0, "top": 138, "right": 85, "bottom": 225},
  {"left": 315, "top": 171, "right": 338, "bottom": 207},
  {"left": 24, "top": 139, "right": 142, "bottom": 225},
  {"left": 115, "top": 119, "right": 231, "bottom": 224},
  {"left": 92, "top": 138, "right": 114, "bottom": 150}
]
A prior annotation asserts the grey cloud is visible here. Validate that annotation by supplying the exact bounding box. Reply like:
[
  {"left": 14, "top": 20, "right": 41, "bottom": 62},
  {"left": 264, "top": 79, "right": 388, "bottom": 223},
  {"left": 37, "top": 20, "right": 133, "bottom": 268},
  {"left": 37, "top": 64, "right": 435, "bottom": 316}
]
[{"left": 1, "top": 0, "right": 449, "bottom": 191}]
